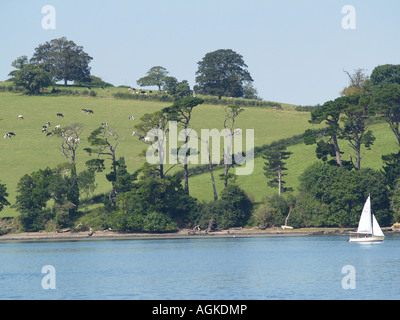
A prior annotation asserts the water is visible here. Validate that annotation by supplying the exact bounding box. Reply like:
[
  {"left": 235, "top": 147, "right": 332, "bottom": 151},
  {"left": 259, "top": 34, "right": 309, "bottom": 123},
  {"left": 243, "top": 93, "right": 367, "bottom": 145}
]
[{"left": 1, "top": 235, "right": 400, "bottom": 300}]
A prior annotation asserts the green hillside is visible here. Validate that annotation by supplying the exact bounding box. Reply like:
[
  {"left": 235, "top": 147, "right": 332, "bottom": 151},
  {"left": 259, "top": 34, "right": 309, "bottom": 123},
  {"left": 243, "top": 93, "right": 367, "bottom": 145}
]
[{"left": 0, "top": 87, "right": 396, "bottom": 218}]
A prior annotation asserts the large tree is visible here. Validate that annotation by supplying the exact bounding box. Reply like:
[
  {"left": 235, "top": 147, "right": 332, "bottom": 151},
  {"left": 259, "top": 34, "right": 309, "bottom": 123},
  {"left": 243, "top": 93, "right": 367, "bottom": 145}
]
[
  {"left": 370, "top": 64, "right": 400, "bottom": 91},
  {"left": 8, "top": 56, "right": 53, "bottom": 94},
  {"left": 341, "top": 95, "right": 376, "bottom": 170},
  {"left": 306, "top": 98, "right": 347, "bottom": 167},
  {"left": 194, "top": 49, "right": 253, "bottom": 99},
  {"left": 31, "top": 37, "right": 93, "bottom": 86},
  {"left": 162, "top": 97, "right": 204, "bottom": 193},
  {"left": 85, "top": 125, "right": 121, "bottom": 205},
  {"left": 137, "top": 66, "right": 169, "bottom": 91}
]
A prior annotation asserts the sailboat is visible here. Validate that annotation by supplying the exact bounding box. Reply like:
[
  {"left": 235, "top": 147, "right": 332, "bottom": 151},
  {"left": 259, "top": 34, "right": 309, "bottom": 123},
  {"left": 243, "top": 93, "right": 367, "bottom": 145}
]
[{"left": 349, "top": 195, "right": 385, "bottom": 243}]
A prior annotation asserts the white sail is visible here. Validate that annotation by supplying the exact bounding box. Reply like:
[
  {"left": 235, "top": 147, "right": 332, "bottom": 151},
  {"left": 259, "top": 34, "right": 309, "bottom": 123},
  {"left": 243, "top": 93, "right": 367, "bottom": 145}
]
[
  {"left": 372, "top": 214, "right": 384, "bottom": 237},
  {"left": 357, "top": 196, "right": 372, "bottom": 234}
]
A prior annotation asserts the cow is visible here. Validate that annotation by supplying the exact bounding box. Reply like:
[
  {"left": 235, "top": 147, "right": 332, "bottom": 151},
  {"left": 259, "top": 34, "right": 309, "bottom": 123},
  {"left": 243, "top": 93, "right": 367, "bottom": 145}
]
[
  {"left": 87, "top": 110, "right": 94, "bottom": 114},
  {"left": 17, "top": 115, "right": 24, "bottom": 120},
  {"left": 55, "top": 125, "right": 61, "bottom": 130},
  {"left": 129, "top": 116, "right": 135, "bottom": 120},
  {"left": 42, "top": 127, "right": 47, "bottom": 133},
  {"left": 46, "top": 132, "right": 52, "bottom": 137},
  {"left": 3, "top": 133, "right": 11, "bottom": 139},
  {"left": 101, "top": 122, "right": 109, "bottom": 127},
  {"left": 8, "top": 132, "right": 15, "bottom": 136},
  {"left": 82, "top": 108, "right": 88, "bottom": 113},
  {"left": 46, "top": 122, "right": 50, "bottom": 127},
  {"left": 132, "top": 131, "right": 138, "bottom": 136},
  {"left": 57, "top": 113, "right": 64, "bottom": 117}
]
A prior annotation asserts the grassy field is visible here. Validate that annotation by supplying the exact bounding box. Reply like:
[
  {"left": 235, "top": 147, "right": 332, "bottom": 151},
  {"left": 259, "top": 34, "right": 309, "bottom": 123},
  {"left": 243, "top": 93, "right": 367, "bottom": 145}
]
[{"left": 0, "top": 86, "right": 396, "bottom": 217}]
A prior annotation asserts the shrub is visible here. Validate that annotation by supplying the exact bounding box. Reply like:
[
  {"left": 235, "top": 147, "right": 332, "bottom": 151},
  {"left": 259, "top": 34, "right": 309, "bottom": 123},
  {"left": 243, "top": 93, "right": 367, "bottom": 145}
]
[{"left": 143, "top": 211, "right": 178, "bottom": 233}]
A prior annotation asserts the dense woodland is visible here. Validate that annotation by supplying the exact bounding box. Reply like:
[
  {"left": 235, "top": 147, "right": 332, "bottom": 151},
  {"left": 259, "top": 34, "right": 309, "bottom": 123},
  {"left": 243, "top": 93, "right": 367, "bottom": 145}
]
[{"left": 1, "top": 37, "right": 400, "bottom": 234}]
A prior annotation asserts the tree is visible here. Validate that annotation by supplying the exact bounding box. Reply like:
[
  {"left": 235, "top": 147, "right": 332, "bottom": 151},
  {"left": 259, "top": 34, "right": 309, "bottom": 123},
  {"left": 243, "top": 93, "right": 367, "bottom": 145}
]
[
  {"left": 55, "top": 123, "right": 83, "bottom": 166},
  {"left": 53, "top": 123, "right": 83, "bottom": 210},
  {"left": 297, "top": 163, "right": 391, "bottom": 227},
  {"left": 217, "top": 184, "right": 253, "bottom": 229},
  {"left": 306, "top": 98, "right": 347, "bottom": 167},
  {"left": 341, "top": 95, "right": 376, "bottom": 170},
  {"left": 77, "top": 169, "right": 97, "bottom": 203},
  {"left": 15, "top": 168, "right": 53, "bottom": 231},
  {"left": 162, "top": 97, "right": 205, "bottom": 193},
  {"left": 134, "top": 111, "right": 169, "bottom": 178},
  {"left": 137, "top": 66, "right": 169, "bottom": 91},
  {"left": 0, "top": 182, "right": 10, "bottom": 212},
  {"left": 194, "top": 49, "right": 253, "bottom": 99},
  {"left": 85, "top": 126, "right": 121, "bottom": 205},
  {"left": 370, "top": 64, "right": 400, "bottom": 91},
  {"left": 8, "top": 56, "right": 53, "bottom": 94},
  {"left": 221, "top": 105, "right": 244, "bottom": 189},
  {"left": 110, "top": 166, "right": 197, "bottom": 232},
  {"left": 373, "top": 84, "right": 400, "bottom": 146},
  {"left": 263, "top": 145, "right": 293, "bottom": 196},
  {"left": 390, "top": 179, "right": 400, "bottom": 223},
  {"left": 341, "top": 68, "right": 371, "bottom": 96},
  {"left": 31, "top": 37, "right": 93, "bottom": 86},
  {"left": 243, "top": 82, "right": 260, "bottom": 100}
]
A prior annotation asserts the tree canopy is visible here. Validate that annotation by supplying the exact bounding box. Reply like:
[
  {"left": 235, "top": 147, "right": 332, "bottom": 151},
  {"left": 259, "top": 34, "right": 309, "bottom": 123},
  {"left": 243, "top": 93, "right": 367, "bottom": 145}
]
[
  {"left": 8, "top": 56, "right": 53, "bottom": 95},
  {"left": 31, "top": 37, "right": 93, "bottom": 86},
  {"left": 137, "top": 66, "right": 169, "bottom": 91},
  {"left": 194, "top": 49, "right": 253, "bottom": 99}
]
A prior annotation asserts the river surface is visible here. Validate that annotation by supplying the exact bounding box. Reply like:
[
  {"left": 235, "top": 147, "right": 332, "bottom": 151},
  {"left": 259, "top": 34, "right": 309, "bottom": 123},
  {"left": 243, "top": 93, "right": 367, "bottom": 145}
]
[{"left": 1, "top": 235, "right": 399, "bottom": 300}]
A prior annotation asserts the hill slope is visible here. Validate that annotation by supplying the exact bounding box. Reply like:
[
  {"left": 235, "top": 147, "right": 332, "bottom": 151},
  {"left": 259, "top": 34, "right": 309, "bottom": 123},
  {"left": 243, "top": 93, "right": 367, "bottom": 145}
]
[{"left": 0, "top": 90, "right": 395, "bottom": 217}]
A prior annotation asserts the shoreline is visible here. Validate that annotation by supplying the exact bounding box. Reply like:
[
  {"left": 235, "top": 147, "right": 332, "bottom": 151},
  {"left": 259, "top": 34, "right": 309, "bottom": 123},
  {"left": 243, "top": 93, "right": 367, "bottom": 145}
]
[{"left": 0, "top": 227, "right": 357, "bottom": 243}]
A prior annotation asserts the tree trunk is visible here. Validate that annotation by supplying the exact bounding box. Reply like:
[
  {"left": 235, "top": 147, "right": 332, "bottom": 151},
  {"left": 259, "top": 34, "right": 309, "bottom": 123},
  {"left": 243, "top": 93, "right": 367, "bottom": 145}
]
[
  {"left": 206, "top": 141, "right": 218, "bottom": 200},
  {"left": 64, "top": 79, "right": 68, "bottom": 86},
  {"left": 184, "top": 163, "right": 189, "bottom": 194},
  {"left": 332, "top": 134, "right": 343, "bottom": 167},
  {"left": 278, "top": 168, "right": 282, "bottom": 197}
]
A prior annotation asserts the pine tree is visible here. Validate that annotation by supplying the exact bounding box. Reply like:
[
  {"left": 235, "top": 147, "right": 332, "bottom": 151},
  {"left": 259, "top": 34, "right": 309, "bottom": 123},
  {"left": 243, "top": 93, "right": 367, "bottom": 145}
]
[{"left": 263, "top": 145, "right": 293, "bottom": 196}]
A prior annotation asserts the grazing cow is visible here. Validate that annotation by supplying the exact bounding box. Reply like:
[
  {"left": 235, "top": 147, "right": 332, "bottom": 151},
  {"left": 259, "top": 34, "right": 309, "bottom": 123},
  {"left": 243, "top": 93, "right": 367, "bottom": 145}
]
[
  {"left": 129, "top": 116, "right": 135, "bottom": 120},
  {"left": 8, "top": 132, "right": 15, "bottom": 136},
  {"left": 17, "top": 115, "right": 24, "bottom": 120},
  {"left": 46, "top": 132, "right": 52, "bottom": 137},
  {"left": 87, "top": 110, "right": 94, "bottom": 114},
  {"left": 46, "top": 122, "right": 50, "bottom": 127},
  {"left": 4, "top": 133, "right": 11, "bottom": 139},
  {"left": 82, "top": 108, "right": 88, "bottom": 113},
  {"left": 55, "top": 125, "right": 61, "bottom": 130},
  {"left": 101, "top": 122, "right": 109, "bottom": 127},
  {"left": 57, "top": 113, "right": 64, "bottom": 117},
  {"left": 42, "top": 127, "right": 47, "bottom": 133},
  {"left": 132, "top": 131, "right": 138, "bottom": 136}
]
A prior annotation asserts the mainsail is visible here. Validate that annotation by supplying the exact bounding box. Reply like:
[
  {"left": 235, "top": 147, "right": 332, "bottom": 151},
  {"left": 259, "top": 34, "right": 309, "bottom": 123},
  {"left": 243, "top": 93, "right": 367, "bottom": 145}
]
[{"left": 357, "top": 196, "right": 372, "bottom": 234}]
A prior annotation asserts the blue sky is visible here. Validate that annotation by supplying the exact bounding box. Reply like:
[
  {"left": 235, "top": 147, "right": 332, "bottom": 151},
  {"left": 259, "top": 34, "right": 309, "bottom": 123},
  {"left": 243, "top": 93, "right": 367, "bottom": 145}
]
[{"left": 0, "top": 0, "right": 399, "bottom": 105}]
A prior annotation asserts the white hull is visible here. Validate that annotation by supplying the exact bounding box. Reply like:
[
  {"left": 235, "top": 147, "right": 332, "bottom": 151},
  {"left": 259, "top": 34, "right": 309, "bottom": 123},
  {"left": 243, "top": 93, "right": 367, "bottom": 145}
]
[{"left": 349, "top": 236, "right": 384, "bottom": 243}]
